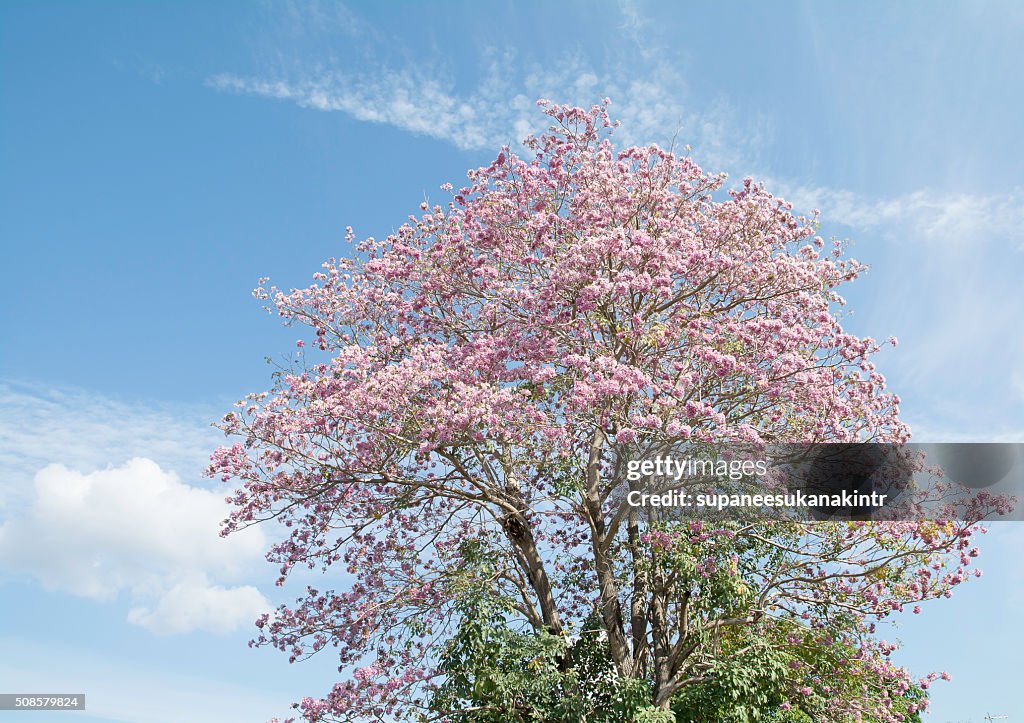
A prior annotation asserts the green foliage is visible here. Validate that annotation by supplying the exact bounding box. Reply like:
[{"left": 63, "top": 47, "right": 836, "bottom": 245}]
[
  {"left": 428, "top": 524, "right": 930, "bottom": 722},
  {"left": 429, "top": 606, "right": 568, "bottom": 721},
  {"left": 670, "top": 640, "right": 793, "bottom": 723},
  {"left": 428, "top": 608, "right": 668, "bottom": 722},
  {"left": 430, "top": 602, "right": 927, "bottom": 723}
]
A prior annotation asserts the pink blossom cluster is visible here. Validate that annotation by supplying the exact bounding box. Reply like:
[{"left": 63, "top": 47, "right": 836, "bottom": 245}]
[{"left": 209, "top": 100, "right": 1002, "bottom": 721}]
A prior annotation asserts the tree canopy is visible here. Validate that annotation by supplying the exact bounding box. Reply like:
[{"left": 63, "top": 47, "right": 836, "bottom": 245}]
[{"left": 210, "top": 100, "right": 989, "bottom": 722}]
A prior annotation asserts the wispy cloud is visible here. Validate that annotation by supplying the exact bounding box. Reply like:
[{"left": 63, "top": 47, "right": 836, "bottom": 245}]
[
  {"left": 208, "top": 68, "right": 536, "bottom": 152},
  {"left": 206, "top": 4, "right": 764, "bottom": 167},
  {"left": 0, "top": 380, "right": 221, "bottom": 497},
  {"left": 208, "top": 3, "right": 1024, "bottom": 255},
  {"left": 210, "top": 64, "right": 760, "bottom": 171},
  {"left": 758, "top": 178, "right": 1024, "bottom": 447},
  {"left": 778, "top": 183, "right": 1024, "bottom": 442},
  {"left": 776, "top": 183, "right": 1024, "bottom": 249}
]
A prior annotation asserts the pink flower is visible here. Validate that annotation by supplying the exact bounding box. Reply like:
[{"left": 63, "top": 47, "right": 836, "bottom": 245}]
[{"left": 615, "top": 428, "right": 638, "bottom": 444}]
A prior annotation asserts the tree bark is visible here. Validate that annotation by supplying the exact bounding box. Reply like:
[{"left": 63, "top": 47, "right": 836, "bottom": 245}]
[
  {"left": 501, "top": 509, "right": 563, "bottom": 634},
  {"left": 583, "top": 427, "right": 633, "bottom": 675}
]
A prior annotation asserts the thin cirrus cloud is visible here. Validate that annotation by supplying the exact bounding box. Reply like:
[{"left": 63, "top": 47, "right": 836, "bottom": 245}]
[
  {"left": 205, "top": 3, "right": 1024, "bottom": 256},
  {"left": 208, "top": 60, "right": 1024, "bottom": 254},
  {"left": 0, "top": 379, "right": 223, "bottom": 496},
  {"left": 206, "top": 64, "right": 760, "bottom": 172},
  {"left": 772, "top": 182, "right": 1024, "bottom": 432},
  {"left": 206, "top": 0, "right": 764, "bottom": 170},
  {"left": 204, "top": 58, "right": 723, "bottom": 157},
  {"left": 775, "top": 182, "right": 1024, "bottom": 249},
  {"left": 207, "top": 69, "right": 536, "bottom": 153},
  {"left": 774, "top": 181, "right": 1024, "bottom": 443}
]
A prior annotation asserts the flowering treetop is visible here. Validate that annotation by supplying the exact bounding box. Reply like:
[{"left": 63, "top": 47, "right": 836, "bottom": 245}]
[{"left": 210, "top": 100, "right": 993, "bottom": 723}]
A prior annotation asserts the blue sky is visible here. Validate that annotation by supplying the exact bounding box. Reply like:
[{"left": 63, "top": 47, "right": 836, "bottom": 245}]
[{"left": 1, "top": 2, "right": 1022, "bottom": 721}]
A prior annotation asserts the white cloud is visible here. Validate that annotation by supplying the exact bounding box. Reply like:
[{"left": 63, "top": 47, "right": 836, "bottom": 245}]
[
  {"left": 0, "top": 381, "right": 272, "bottom": 635},
  {"left": 0, "top": 380, "right": 222, "bottom": 501},
  {"left": 208, "top": 70, "right": 526, "bottom": 152},
  {"left": 209, "top": 58, "right": 761, "bottom": 167},
  {"left": 204, "top": 0, "right": 1023, "bottom": 258},
  {"left": 127, "top": 573, "right": 269, "bottom": 635},
  {"left": 753, "top": 179, "right": 1024, "bottom": 445},
  {"left": 209, "top": 58, "right": 759, "bottom": 166},
  {"left": 0, "top": 457, "right": 269, "bottom": 635},
  {"left": 206, "top": 5, "right": 764, "bottom": 168},
  {"left": 776, "top": 183, "right": 1024, "bottom": 249}
]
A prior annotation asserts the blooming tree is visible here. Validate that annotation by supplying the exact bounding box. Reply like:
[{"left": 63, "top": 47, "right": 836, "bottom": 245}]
[{"left": 210, "top": 101, "right": 992, "bottom": 722}]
